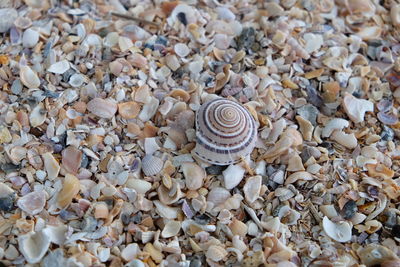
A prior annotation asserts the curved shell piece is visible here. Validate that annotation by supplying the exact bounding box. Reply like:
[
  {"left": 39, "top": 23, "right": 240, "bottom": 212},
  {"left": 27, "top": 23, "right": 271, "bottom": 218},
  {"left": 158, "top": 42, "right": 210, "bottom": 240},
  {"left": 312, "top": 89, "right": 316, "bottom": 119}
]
[
  {"left": 18, "top": 230, "right": 51, "bottom": 264},
  {"left": 322, "top": 216, "right": 352, "bottom": 243},
  {"left": 357, "top": 244, "right": 399, "bottom": 267},
  {"left": 193, "top": 98, "right": 257, "bottom": 165}
]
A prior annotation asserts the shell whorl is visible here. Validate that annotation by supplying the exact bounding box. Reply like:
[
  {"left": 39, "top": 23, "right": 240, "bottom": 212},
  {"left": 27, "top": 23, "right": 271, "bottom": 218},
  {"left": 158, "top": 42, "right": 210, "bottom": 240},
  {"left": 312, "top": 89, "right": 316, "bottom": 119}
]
[{"left": 193, "top": 98, "right": 257, "bottom": 165}]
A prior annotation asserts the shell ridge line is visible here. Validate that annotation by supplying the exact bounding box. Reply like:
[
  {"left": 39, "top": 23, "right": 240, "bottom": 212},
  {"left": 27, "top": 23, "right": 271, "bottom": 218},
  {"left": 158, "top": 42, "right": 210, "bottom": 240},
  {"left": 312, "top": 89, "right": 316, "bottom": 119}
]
[
  {"left": 213, "top": 104, "right": 241, "bottom": 128},
  {"left": 200, "top": 111, "right": 251, "bottom": 148},
  {"left": 202, "top": 102, "right": 248, "bottom": 140},
  {"left": 205, "top": 102, "right": 243, "bottom": 135},
  {"left": 196, "top": 127, "right": 255, "bottom": 151}
]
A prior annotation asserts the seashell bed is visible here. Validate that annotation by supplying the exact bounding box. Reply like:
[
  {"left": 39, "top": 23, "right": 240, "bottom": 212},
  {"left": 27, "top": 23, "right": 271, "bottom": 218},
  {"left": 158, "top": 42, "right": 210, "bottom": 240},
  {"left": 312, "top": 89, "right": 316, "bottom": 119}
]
[{"left": 0, "top": 0, "right": 400, "bottom": 266}]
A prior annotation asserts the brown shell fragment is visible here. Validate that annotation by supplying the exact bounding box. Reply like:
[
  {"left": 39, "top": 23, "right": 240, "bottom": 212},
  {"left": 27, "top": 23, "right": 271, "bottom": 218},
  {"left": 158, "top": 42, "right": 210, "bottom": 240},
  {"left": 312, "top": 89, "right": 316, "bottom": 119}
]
[
  {"left": 366, "top": 164, "right": 394, "bottom": 179},
  {"left": 118, "top": 101, "right": 141, "bottom": 119},
  {"left": 61, "top": 146, "right": 82, "bottom": 175},
  {"left": 57, "top": 174, "right": 81, "bottom": 208}
]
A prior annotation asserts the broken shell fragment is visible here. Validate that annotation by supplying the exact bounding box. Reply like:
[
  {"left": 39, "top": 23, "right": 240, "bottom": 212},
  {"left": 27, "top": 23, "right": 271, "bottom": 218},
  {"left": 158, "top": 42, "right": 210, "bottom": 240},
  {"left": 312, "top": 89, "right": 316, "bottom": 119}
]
[
  {"left": 182, "top": 162, "right": 205, "bottom": 190},
  {"left": 29, "top": 103, "right": 46, "bottom": 127},
  {"left": 57, "top": 174, "right": 81, "bottom": 208},
  {"left": 331, "top": 131, "right": 358, "bottom": 149},
  {"left": 87, "top": 98, "right": 118, "bottom": 119},
  {"left": 223, "top": 164, "right": 245, "bottom": 190},
  {"left": 342, "top": 93, "right": 374, "bottom": 123},
  {"left": 42, "top": 152, "right": 60, "bottom": 180},
  {"left": 20, "top": 65, "right": 40, "bottom": 89},
  {"left": 161, "top": 220, "right": 181, "bottom": 238},
  {"left": 206, "top": 245, "right": 228, "bottom": 262},
  {"left": 118, "top": 101, "right": 141, "bottom": 119},
  {"left": 61, "top": 146, "right": 82, "bottom": 175},
  {"left": 322, "top": 216, "right": 352, "bottom": 243},
  {"left": 357, "top": 244, "right": 399, "bottom": 267},
  {"left": 18, "top": 230, "right": 51, "bottom": 264},
  {"left": 17, "top": 191, "right": 46, "bottom": 215},
  {"left": 243, "top": 175, "right": 261, "bottom": 203},
  {"left": 47, "top": 60, "right": 70, "bottom": 74},
  {"left": 94, "top": 202, "right": 109, "bottom": 219}
]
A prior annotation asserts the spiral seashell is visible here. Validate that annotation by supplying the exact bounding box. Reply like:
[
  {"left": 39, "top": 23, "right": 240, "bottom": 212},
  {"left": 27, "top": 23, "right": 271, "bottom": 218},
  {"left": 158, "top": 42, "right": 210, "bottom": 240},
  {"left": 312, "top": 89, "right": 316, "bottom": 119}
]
[{"left": 193, "top": 98, "right": 257, "bottom": 165}]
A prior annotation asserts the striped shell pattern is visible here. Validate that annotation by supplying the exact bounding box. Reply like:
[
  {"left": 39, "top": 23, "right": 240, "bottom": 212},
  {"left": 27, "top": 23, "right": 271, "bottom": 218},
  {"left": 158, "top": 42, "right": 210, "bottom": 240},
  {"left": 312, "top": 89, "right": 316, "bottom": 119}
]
[{"left": 193, "top": 98, "right": 257, "bottom": 165}]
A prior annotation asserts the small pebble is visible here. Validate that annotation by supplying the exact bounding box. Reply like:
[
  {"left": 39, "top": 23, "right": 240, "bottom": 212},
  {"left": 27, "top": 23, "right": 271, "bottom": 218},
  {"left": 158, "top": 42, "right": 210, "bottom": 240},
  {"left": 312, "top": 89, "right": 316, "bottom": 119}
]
[
  {"left": 0, "top": 195, "right": 14, "bottom": 212},
  {"left": 206, "top": 165, "right": 227, "bottom": 175},
  {"left": 342, "top": 200, "right": 357, "bottom": 219},
  {"left": 392, "top": 224, "right": 400, "bottom": 238}
]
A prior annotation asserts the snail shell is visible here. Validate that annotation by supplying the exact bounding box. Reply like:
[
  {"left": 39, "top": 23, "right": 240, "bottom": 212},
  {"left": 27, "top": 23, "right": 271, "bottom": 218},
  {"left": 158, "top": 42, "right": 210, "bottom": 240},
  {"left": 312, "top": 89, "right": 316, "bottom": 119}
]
[{"left": 193, "top": 98, "right": 257, "bottom": 165}]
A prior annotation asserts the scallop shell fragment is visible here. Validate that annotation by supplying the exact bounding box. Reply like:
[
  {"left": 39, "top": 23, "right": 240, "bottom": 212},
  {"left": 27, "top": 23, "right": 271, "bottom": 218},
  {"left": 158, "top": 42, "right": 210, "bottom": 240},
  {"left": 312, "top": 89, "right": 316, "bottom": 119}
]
[
  {"left": 142, "top": 155, "right": 164, "bottom": 176},
  {"left": 193, "top": 98, "right": 258, "bottom": 165}
]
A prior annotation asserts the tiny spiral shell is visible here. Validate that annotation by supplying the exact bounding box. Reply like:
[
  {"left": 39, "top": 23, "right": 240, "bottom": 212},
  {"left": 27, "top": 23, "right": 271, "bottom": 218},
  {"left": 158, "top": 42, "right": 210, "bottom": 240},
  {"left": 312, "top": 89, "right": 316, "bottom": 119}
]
[{"left": 193, "top": 98, "right": 257, "bottom": 165}]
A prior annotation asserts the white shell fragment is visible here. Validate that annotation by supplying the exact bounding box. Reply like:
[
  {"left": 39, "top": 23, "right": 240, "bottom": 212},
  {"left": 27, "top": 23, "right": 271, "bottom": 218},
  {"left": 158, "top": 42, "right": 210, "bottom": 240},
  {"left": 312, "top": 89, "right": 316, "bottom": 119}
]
[
  {"left": 322, "top": 118, "right": 349, "bottom": 138},
  {"left": 42, "top": 152, "right": 60, "bottom": 180},
  {"left": 322, "top": 216, "right": 352, "bottom": 243},
  {"left": 29, "top": 103, "right": 46, "bottom": 127},
  {"left": 174, "top": 43, "right": 190, "bottom": 57},
  {"left": 0, "top": 8, "right": 18, "bottom": 33},
  {"left": 87, "top": 98, "right": 117, "bottom": 119},
  {"left": 161, "top": 220, "right": 181, "bottom": 238},
  {"left": 182, "top": 162, "right": 205, "bottom": 190},
  {"left": 17, "top": 191, "right": 46, "bottom": 215},
  {"left": 20, "top": 65, "right": 40, "bottom": 89},
  {"left": 223, "top": 164, "right": 245, "bottom": 189},
  {"left": 18, "top": 230, "right": 51, "bottom": 264},
  {"left": 243, "top": 176, "right": 261, "bottom": 203},
  {"left": 48, "top": 60, "right": 70, "bottom": 74},
  {"left": 342, "top": 93, "right": 374, "bottom": 123},
  {"left": 22, "top": 28, "right": 39, "bottom": 48}
]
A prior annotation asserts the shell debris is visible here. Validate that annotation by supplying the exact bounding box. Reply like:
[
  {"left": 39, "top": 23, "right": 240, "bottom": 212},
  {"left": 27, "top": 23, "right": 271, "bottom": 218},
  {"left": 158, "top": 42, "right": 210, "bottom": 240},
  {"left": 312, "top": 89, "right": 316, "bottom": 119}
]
[{"left": 0, "top": 0, "right": 399, "bottom": 266}]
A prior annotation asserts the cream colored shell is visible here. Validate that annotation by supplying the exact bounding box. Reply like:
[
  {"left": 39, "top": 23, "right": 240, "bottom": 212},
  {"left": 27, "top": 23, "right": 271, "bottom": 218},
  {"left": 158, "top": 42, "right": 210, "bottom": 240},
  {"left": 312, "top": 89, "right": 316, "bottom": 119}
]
[{"left": 193, "top": 98, "right": 257, "bottom": 165}]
